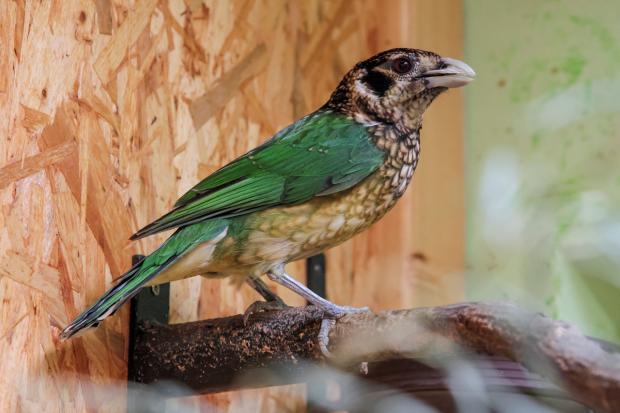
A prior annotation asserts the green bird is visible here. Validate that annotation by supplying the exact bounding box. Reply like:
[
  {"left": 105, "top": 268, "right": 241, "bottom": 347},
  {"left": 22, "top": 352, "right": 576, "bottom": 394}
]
[{"left": 60, "top": 48, "right": 475, "bottom": 340}]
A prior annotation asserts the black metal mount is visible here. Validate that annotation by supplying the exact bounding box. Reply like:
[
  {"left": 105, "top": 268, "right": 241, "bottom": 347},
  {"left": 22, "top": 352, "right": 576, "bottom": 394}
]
[{"left": 127, "top": 254, "right": 170, "bottom": 383}]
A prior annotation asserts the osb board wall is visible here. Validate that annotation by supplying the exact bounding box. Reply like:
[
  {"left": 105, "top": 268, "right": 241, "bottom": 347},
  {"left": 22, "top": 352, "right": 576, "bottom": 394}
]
[{"left": 0, "top": 0, "right": 463, "bottom": 412}]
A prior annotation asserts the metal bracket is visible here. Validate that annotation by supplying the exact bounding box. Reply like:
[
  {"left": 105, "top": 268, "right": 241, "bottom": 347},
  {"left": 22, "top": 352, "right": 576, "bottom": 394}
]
[
  {"left": 127, "top": 255, "right": 170, "bottom": 382},
  {"left": 306, "top": 253, "right": 326, "bottom": 301},
  {"left": 305, "top": 253, "right": 330, "bottom": 413}
]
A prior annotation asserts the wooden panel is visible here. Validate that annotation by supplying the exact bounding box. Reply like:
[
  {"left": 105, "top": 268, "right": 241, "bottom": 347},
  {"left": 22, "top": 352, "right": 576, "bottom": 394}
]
[{"left": 0, "top": 0, "right": 463, "bottom": 411}]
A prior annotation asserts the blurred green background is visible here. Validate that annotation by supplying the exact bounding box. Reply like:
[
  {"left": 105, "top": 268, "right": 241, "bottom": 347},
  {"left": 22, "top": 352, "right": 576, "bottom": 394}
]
[{"left": 464, "top": 0, "right": 620, "bottom": 342}]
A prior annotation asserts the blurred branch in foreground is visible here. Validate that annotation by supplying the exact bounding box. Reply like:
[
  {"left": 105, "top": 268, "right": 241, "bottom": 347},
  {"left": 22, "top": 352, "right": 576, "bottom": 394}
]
[{"left": 130, "top": 302, "right": 619, "bottom": 413}]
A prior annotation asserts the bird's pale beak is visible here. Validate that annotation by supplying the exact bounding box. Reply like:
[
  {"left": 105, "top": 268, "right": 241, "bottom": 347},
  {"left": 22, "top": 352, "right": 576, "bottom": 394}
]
[{"left": 419, "top": 57, "right": 476, "bottom": 88}]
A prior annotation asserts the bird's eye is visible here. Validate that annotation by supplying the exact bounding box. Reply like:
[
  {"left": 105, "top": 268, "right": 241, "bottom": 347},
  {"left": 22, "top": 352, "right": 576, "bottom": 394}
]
[{"left": 392, "top": 57, "right": 413, "bottom": 74}]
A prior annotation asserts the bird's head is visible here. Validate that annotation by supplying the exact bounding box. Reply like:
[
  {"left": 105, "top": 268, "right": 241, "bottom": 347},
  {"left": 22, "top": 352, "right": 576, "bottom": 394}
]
[{"left": 326, "top": 48, "right": 475, "bottom": 128}]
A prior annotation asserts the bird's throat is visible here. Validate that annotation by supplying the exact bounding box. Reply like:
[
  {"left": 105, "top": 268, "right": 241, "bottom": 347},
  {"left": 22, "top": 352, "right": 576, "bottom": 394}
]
[{"left": 370, "top": 124, "right": 421, "bottom": 198}]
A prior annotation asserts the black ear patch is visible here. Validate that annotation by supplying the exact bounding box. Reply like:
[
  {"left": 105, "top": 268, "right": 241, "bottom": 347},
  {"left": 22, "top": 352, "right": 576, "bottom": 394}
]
[{"left": 361, "top": 70, "right": 393, "bottom": 97}]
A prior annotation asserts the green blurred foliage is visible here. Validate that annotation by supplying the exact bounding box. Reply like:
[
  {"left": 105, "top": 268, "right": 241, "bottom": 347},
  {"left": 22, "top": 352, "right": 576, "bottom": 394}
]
[{"left": 464, "top": 0, "right": 620, "bottom": 342}]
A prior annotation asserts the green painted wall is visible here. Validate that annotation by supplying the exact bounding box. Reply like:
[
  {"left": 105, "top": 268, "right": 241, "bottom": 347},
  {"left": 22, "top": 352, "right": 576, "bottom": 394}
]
[{"left": 464, "top": 0, "right": 620, "bottom": 342}]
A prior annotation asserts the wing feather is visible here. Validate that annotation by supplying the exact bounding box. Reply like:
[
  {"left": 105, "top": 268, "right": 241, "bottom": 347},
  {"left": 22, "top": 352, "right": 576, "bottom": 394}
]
[{"left": 130, "top": 111, "right": 384, "bottom": 240}]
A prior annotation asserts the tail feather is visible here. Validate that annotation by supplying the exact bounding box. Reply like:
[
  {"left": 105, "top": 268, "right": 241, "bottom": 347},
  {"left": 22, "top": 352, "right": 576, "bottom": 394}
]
[
  {"left": 59, "top": 257, "right": 172, "bottom": 340},
  {"left": 60, "top": 219, "right": 230, "bottom": 340}
]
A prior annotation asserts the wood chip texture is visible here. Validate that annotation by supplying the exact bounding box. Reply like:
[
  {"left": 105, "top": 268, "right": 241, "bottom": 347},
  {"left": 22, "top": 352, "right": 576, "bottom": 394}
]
[{"left": 0, "top": 0, "right": 464, "bottom": 411}]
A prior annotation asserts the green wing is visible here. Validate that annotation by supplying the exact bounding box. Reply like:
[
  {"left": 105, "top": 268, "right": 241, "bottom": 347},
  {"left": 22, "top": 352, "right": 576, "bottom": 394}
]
[{"left": 130, "top": 111, "right": 384, "bottom": 240}]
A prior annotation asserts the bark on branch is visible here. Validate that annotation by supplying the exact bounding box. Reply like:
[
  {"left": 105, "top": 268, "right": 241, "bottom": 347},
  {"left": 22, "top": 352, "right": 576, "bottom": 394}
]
[{"left": 131, "top": 302, "right": 620, "bottom": 412}]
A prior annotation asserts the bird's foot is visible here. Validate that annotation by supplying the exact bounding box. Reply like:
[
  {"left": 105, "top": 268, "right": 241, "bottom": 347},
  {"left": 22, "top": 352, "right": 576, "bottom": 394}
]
[
  {"left": 319, "top": 303, "right": 371, "bottom": 318},
  {"left": 316, "top": 304, "right": 371, "bottom": 358},
  {"left": 319, "top": 318, "right": 336, "bottom": 358},
  {"left": 243, "top": 300, "right": 290, "bottom": 325}
]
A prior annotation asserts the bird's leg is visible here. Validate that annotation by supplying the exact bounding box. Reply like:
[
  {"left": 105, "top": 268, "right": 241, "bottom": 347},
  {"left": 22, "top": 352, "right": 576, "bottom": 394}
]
[
  {"left": 243, "top": 276, "right": 289, "bottom": 324},
  {"left": 246, "top": 276, "right": 286, "bottom": 304},
  {"left": 266, "top": 264, "right": 369, "bottom": 317},
  {"left": 267, "top": 265, "right": 369, "bottom": 356}
]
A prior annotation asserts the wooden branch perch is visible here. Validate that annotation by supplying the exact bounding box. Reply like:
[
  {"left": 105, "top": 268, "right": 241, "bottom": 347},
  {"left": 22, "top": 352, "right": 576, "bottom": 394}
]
[{"left": 131, "top": 302, "right": 620, "bottom": 413}]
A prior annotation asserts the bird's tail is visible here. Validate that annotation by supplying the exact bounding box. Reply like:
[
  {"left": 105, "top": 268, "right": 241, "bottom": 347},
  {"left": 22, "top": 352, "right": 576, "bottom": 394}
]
[
  {"left": 59, "top": 255, "right": 173, "bottom": 341},
  {"left": 60, "top": 219, "right": 230, "bottom": 340}
]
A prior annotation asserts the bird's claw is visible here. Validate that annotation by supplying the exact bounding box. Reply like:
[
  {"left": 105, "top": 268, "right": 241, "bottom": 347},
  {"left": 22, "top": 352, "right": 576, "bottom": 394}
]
[
  {"left": 243, "top": 300, "right": 290, "bottom": 325},
  {"left": 319, "top": 318, "right": 336, "bottom": 358},
  {"left": 317, "top": 305, "right": 371, "bottom": 358}
]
